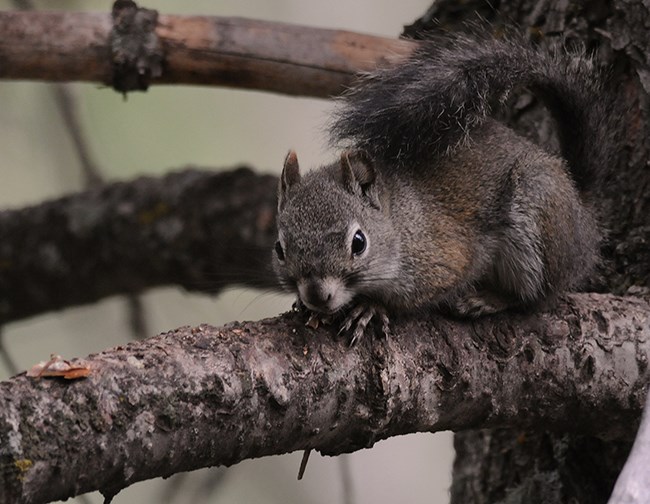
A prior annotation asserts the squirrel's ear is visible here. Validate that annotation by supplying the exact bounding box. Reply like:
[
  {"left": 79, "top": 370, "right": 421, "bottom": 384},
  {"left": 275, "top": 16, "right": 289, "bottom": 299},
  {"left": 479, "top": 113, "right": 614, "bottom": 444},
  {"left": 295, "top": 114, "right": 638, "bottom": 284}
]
[
  {"left": 340, "top": 150, "right": 380, "bottom": 207},
  {"left": 278, "top": 150, "right": 301, "bottom": 211}
]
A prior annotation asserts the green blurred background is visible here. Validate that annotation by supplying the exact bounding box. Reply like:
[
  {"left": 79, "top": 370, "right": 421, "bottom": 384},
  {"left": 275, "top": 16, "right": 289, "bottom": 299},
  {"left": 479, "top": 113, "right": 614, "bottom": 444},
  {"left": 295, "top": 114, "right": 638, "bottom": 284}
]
[{"left": 0, "top": 1, "right": 453, "bottom": 502}]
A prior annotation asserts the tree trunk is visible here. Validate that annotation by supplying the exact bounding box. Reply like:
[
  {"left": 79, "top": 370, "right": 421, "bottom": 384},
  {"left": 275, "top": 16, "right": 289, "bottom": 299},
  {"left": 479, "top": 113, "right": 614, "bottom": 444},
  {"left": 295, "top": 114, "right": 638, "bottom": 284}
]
[{"left": 409, "top": 1, "right": 650, "bottom": 502}]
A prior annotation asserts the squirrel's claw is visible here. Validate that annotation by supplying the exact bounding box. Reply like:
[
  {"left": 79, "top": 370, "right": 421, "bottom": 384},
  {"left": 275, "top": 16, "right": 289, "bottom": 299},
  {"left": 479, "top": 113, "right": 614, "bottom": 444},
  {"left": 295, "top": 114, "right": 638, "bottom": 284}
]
[
  {"left": 292, "top": 298, "right": 308, "bottom": 313},
  {"left": 339, "top": 302, "right": 390, "bottom": 346},
  {"left": 305, "top": 311, "right": 334, "bottom": 330},
  {"left": 294, "top": 299, "right": 334, "bottom": 329}
]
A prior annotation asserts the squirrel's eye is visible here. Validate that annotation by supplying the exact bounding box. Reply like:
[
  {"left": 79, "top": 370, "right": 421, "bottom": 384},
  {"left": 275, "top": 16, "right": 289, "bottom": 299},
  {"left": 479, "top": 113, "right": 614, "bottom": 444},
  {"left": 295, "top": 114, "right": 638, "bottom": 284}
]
[
  {"left": 351, "top": 230, "right": 366, "bottom": 256},
  {"left": 275, "top": 241, "right": 285, "bottom": 261}
]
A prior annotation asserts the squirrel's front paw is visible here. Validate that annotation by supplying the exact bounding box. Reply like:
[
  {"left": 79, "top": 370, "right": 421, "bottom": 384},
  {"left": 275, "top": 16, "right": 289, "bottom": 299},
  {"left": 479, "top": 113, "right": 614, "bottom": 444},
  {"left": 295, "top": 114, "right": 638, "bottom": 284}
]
[{"left": 338, "top": 302, "right": 390, "bottom": 346}]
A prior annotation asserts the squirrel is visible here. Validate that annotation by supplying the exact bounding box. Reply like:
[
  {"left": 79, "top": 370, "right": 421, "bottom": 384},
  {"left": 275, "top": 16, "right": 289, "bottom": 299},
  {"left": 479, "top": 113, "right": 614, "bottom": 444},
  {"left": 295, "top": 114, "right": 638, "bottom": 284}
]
[{"left": 273, "top": 32, "right": 615, "bottom": 344}]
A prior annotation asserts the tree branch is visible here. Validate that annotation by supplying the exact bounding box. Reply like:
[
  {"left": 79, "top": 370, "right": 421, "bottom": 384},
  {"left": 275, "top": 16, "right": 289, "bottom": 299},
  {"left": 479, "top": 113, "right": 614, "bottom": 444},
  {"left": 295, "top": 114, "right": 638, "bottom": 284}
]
[
  {"left": 0, "top": 11, "right": 416, "bottom": 97},
  {"left": 0, "top": 293, "right": 648, "bottom": 503},
  {"left": 0, "top": 167, "right": 279, "bottom": 324}
]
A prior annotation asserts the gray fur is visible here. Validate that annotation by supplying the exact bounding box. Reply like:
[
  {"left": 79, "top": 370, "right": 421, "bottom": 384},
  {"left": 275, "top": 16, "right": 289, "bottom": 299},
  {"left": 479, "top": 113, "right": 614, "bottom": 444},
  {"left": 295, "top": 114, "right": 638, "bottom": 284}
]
[
  {"left": 330, "top": 32, "right": 618, "bottom": 193},
  {"left": 274, "top": 33, "right": 607, "bottom": 340}
]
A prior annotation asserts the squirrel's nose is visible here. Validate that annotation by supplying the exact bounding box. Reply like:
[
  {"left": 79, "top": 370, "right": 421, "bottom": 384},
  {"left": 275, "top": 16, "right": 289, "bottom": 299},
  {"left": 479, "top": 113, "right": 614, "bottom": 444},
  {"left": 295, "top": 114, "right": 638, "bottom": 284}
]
[{"left": 298, "top": 278, "right": 335, "bottom": 312}]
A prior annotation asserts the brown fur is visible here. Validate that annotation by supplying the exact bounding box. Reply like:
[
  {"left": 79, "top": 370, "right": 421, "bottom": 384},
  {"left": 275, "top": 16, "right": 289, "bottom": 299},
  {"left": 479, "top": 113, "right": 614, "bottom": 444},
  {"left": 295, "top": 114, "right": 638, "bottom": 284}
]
[{"left": 274, "top": 34, "right": 608, "bottom": 342}]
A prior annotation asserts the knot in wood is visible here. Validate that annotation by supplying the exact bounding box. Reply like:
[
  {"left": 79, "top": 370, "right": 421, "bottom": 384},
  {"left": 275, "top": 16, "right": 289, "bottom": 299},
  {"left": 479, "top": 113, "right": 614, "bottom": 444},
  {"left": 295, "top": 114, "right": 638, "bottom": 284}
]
[{"left": 110, "top": 0, "right": 163, "bottom": 94}]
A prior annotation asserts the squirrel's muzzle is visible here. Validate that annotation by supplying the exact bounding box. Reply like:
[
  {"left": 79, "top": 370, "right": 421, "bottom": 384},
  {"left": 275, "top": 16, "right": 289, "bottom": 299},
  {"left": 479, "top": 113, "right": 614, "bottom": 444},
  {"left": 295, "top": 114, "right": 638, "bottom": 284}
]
[{"left": 297, "top": 276, "right": 352, "bottom": 314}]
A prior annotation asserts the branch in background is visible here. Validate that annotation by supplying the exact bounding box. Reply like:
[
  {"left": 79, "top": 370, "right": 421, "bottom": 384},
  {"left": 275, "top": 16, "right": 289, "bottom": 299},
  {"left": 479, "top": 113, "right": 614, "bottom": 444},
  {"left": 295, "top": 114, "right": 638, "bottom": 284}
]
[
  {"left": 0, "top": 330, "right": 18, "bottom": 376},
  {"left": 50, "top": 85, "right": 104, "bottom": 188},
  {"left": 0, "top": 293, "right": 647, "bottom": 503},
  {"left": 0, "top": 167, "right": 280, "bottom": 324},
  {"left": 339, "top": 455, "right": 355, "bottom": 504},
  {"left": 0, "top": 11, "right": 417, "bottom": 97},
  {"left": 9, "top": 0, "right": 104, "bottom": 188}
]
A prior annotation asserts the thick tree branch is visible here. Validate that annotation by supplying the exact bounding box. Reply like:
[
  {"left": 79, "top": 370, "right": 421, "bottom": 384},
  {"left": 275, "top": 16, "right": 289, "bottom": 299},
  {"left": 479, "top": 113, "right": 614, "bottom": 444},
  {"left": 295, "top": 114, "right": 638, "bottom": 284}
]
[
  {"left": 0, "top": 293, "right": 647, "bottom": 503},
  {"left": 0, "top": 11, "right": 416, "bottom": 97},
  {"left": 0, "top": 167, "right": 279, "bottom": 324}
]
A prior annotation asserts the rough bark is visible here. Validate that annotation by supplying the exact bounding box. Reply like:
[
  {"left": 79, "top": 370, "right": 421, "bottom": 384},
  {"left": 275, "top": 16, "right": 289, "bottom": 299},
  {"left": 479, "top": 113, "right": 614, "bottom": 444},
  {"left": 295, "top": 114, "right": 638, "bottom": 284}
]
[
  {"left": 407, "top": 1, "right": 650, "bottom": 503},
  {"left": 0, "top": 167, "right": 279, "bottom": 324},
  {"left": 1, "top": 293, "right": 648, "bottom": 504},
  {"left": 0, "top": 11, "right": 416, "bottom": 97}
]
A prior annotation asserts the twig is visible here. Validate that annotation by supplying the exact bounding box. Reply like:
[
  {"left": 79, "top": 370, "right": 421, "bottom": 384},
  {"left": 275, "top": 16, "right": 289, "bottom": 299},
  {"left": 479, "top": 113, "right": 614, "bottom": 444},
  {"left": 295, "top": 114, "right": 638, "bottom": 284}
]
[
  {"left": 298, "top": 449, "right": 312, "bottom": 480},
  {"left": 0, "top": 329, "right": 18, "bottom": 377},
  {"left": 190, "top": 468, "right": 228, "bottom": 504},
  {"left": 50, "top": 85, "right": 103, "bottom": 188},
  {"left": 0, "top": 11, "right": 417, "bottom": 97},
  {"left": 339, "top": 455, "right": 355, "bottom": 504},
  {"left": 126, "top": 295, "right": 148, "bottom": 340}
]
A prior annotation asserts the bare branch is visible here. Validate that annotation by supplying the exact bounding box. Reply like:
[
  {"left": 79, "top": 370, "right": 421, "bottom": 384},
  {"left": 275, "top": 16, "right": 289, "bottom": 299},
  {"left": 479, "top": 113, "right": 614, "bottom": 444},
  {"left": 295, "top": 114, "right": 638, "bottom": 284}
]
[
  {"left": 0, "top": 293, "right": 648, "bottom": 503},
  {"left": 0, "top": 11, "right": 417, "bottom": 97},
  {"left": 0, "top": 167, "right": 279, "bottom": 324}
]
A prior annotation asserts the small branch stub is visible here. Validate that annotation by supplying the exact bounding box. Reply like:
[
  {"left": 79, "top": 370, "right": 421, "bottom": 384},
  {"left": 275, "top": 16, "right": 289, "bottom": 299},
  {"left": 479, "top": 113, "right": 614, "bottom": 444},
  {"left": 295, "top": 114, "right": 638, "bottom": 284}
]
[
  {"left": 0, "top": 10, "right": 417, "bottom": 96},
  {"left": 110, "top": 0, "right": 163, "bottom": 93}
]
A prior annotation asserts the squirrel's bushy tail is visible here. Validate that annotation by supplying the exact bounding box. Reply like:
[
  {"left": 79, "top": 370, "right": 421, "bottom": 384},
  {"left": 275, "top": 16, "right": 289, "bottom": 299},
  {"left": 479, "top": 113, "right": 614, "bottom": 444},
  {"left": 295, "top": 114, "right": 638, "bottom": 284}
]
[{"left": 330, "top": 33, "right": 618, "bottom": 192}]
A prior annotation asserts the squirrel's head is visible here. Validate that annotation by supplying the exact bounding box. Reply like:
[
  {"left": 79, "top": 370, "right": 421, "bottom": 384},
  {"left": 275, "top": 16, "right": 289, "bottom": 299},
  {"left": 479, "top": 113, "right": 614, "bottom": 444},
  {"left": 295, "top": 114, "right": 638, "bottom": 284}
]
[{"left": 274, "top": 150, "right": 400, "bottom": 314}]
